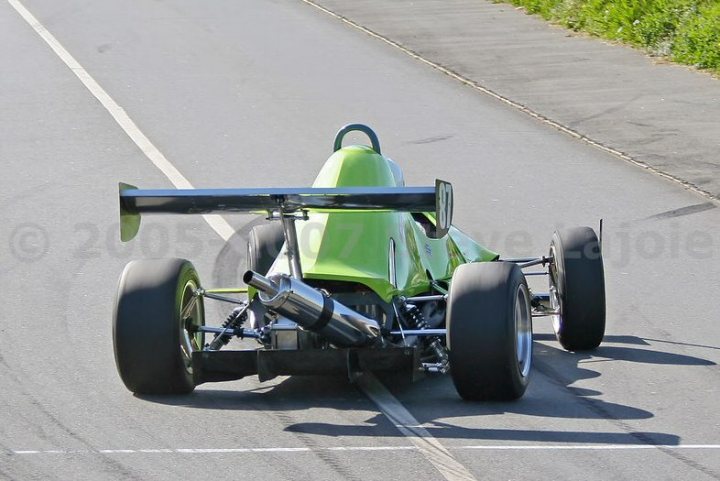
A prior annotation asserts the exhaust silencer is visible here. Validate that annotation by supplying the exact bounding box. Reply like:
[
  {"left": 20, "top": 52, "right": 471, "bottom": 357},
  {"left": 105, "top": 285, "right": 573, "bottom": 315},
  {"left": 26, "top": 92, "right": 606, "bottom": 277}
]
[{"left": 243, "top": 271, "right": 381, "bottom": 348}]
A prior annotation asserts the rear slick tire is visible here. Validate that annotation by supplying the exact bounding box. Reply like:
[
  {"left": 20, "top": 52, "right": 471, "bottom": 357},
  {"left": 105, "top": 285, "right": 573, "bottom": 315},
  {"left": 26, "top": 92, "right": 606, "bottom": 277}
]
[
  {"left": 113, "top": 258, "right": 205, "bottom": 394},
  {"left": 247, "top": 223, "right": 285, "bottom": 275},
  {"left": 448, "top": 262, "right": 532, "bottom": 401}
]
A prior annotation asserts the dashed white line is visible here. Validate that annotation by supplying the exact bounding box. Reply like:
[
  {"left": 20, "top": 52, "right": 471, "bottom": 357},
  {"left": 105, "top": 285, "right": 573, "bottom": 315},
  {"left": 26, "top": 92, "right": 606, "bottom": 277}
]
[
  {"left": 11, "top": 1, "right": 715, "bottom": 479},
  {"left": 326, "top": 446, "right": 416, "bottom": 452},
  {"left": 7, "top": 445, "right": 720, "bottom": 455},
  {"left": 6, "top": 2, "right": 474, "bottom": 479},
  {"left": 176, "top": 449, "right": 252, "bottom": 454},
  {"left": 458, "top": 444, "right": 720, "bottom": 451}
]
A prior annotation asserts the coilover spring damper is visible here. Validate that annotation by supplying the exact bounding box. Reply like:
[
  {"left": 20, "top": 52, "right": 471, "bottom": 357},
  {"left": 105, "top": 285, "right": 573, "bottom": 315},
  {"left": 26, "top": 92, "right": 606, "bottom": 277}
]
[
  {"left": 402, "top": 303, "right": 428, "bottom": 329},
  {"left": 207, "top": 305, "right": 248, "bottom": 350},
  {"left": 399, "top": 301, "right": 448, "bottom": 369}
]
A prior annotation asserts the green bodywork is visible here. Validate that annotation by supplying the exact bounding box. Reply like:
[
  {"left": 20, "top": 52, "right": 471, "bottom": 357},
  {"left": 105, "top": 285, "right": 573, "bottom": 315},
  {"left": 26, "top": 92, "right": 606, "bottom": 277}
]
[{"left": 269, "top": 145, "right": 498, "bottom": 302}]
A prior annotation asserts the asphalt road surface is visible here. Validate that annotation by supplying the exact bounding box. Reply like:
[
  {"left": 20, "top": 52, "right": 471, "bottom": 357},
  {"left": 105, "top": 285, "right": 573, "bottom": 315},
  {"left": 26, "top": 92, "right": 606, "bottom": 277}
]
[{"left": 1, "top": 1, "right": 719, "bottom": 480}]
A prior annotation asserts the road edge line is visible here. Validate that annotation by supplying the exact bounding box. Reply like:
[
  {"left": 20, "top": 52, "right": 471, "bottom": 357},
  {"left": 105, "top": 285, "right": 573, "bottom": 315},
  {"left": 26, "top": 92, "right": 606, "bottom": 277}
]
[{"left": 299, "top": 0, "right": 720, "bottom": 205}]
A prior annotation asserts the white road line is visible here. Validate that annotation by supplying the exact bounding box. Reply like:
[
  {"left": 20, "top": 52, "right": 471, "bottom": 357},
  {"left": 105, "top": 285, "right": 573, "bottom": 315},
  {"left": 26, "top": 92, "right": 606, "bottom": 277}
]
[
  {"left": 357, "top": 374, "right": 478, "bottom": 481},
  {"left": 326, "top": 446, "right": 416, "bottom": 452},
  {"left": 7, "top": 2, "right": 474, "bottom": 478},
  {"left": 11, "top": 2, "right": 711, "bottom": 479},
  {"left": 7, "top": 2, "right": 480, "bottom": 479},
  {"left": 176, "top": 449, "right": 251, "bottom": 454},
  {"left": 7, "top": 445, "right": 720, "bottom": 455},
  {"left": 458, "top": 445, "right": 720, "bottom": 450},
  {"left": 7, "top": 0, "right": 237, "bottom": 243},
  {"left": 299, "top": 0, "right": 720, "bottom": 204}
]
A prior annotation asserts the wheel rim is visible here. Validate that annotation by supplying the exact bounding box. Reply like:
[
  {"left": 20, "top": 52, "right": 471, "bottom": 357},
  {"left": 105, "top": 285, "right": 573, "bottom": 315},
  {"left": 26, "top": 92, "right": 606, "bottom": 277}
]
[
  {"left": 548, "top": 245, "right": 563, "bottom": 335},
  {"left": 179, "top": 279, "right": 203, "bottom": 374},
  {"left": 515, "top": 284, "right": 532, "bottom": 378}
]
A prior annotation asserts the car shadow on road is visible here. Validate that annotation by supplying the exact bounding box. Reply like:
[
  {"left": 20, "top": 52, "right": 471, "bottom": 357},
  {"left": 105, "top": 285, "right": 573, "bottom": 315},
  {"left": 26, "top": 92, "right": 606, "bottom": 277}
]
[
  {"left": 532, "top": 333, "right": 719, "bottom": 365},
  {"left": 140, "top": 377, "right": 681, "bottom": 445},
  {"left": 138, "top": 332, "right": 716, "bottom": 446}
]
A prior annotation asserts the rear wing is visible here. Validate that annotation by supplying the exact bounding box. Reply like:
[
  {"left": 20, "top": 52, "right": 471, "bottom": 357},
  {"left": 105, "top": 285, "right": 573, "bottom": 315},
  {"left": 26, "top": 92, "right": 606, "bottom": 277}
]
[{"left": 119, "top": 180, "right": 453, "bottom": 241}]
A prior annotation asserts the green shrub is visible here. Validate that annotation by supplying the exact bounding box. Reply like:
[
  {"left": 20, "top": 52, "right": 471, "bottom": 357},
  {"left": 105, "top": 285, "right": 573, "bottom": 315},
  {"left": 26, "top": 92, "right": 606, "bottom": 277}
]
[
  {"left": 672, "top": 2, "right": 720, "bottom": 69},
  {"left": 497, "top": 0, "right": 720, "bottom": 74}
]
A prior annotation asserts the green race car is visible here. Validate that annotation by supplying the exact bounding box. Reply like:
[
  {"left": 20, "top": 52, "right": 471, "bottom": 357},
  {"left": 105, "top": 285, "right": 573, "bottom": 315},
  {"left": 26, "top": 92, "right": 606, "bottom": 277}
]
[{"left": 113, "top": 124, "right": 606, "bottom": 401}]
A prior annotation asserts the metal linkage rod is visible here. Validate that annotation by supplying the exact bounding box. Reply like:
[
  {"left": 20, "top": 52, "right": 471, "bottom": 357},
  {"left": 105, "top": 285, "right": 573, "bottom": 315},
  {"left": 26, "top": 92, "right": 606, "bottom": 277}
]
[
  {"left": 518, "top": 256, "right": 553, "bottom": 269},
  {"left": 389, "top": 329, "right": 447, "bottom": 337},
  {"left": 198, "top": 326, "right": 261, "bottom": 339},
  {"left": 281, "top": 213, "right": 303, "bottom": 279},
  {"left": 404, "top": 294, "right": 447, "bottom": 302},
  {"left": 196, "top": 289, "right": 247, "bottom": 305},
  {"left": 501, "top": 257, "right": 537, "bottom": 263}
]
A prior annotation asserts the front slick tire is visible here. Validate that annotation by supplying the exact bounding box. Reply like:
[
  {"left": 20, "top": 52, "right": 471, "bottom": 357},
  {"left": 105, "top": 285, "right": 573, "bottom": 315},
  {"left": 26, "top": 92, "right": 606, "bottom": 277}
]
[
  {"left": 549, "top": 227, "right": 606, "bottom": 352},
  {"left": 113, "top": 258, "right": 204, "bottom": 395},
  {"left": 448, "top": 262, "right": 532, "bottom": 401}
]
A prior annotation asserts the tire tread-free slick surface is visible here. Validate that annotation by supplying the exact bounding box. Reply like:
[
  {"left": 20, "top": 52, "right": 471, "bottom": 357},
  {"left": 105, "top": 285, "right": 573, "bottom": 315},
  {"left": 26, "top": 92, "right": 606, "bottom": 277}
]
[
  {"left": 5, "top": 0, "right": 720, "bottom": 478},
  {"left": 550, "top": 227, "right": 606, "bottom": 351},
  {"left": 113, "top": 258, "right": 204, "bottom": 394},
  {"left": 247, "top": 223, "right": 285, "bottom": 275},
  {"left": 448, "top": 262, "right": 532, "bottom": 401}
]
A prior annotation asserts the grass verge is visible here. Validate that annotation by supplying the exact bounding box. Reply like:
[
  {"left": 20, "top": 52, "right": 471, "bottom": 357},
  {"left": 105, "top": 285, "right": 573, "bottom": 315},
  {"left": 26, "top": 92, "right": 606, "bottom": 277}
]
[{"left": 498, "top": 0, "right": 720, "bottom": 75}]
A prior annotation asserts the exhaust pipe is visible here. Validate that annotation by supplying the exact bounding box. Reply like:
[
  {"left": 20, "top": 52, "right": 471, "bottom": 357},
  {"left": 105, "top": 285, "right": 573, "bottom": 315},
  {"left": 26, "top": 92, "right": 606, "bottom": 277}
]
[{"left": 243, "top": 271, "right": 381, "bottom": 347}]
